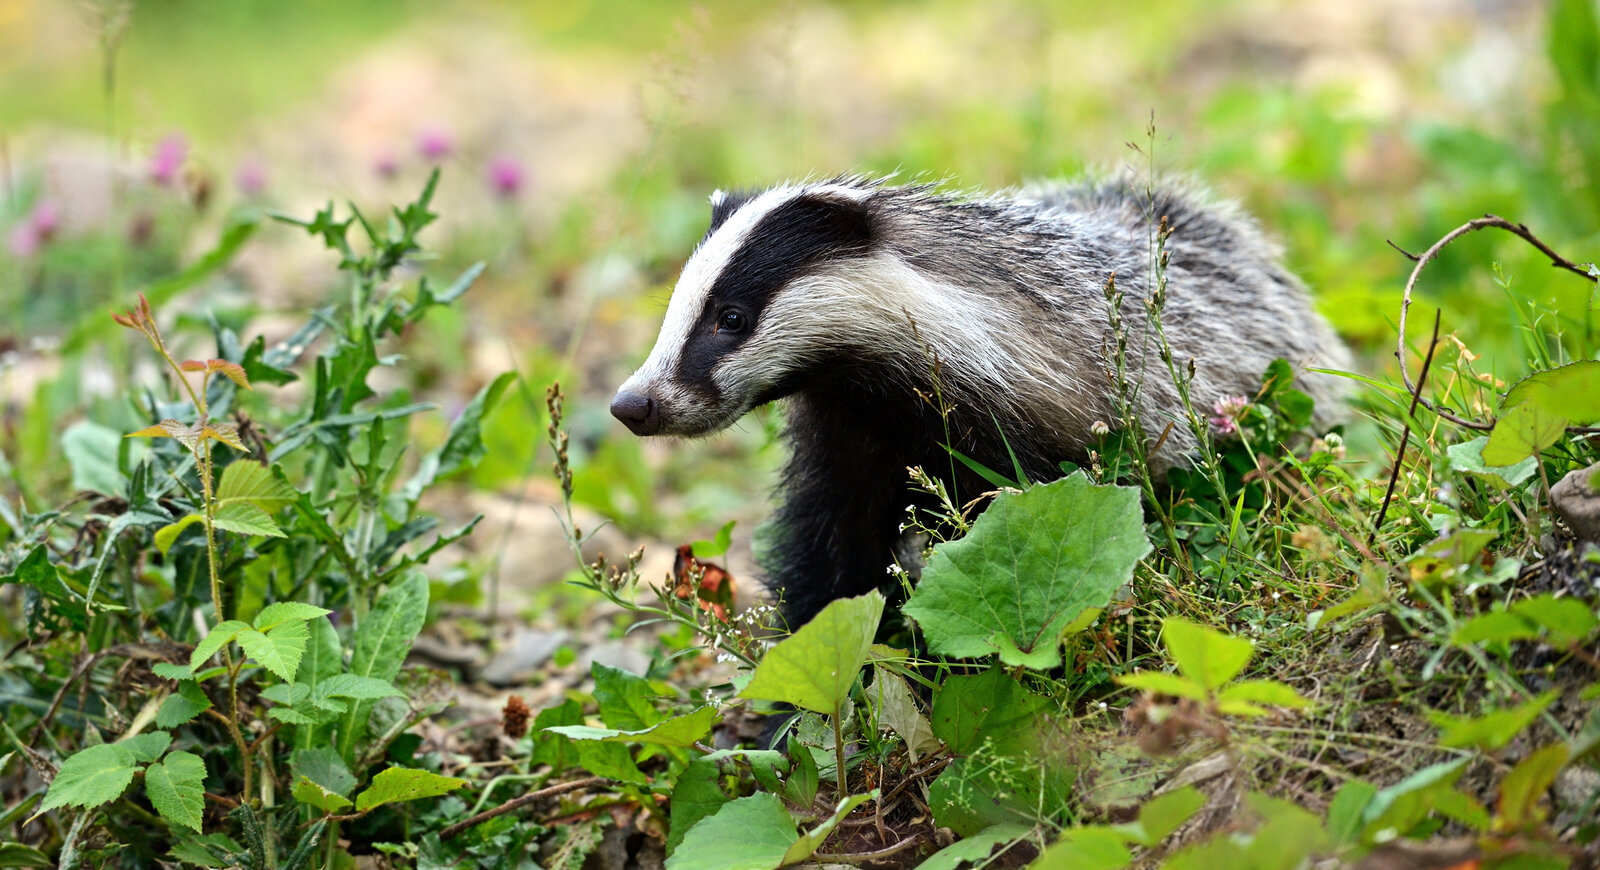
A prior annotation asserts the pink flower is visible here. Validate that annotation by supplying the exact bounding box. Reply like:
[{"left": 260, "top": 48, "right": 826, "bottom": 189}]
[
  {"left": 149, "top": 133, "right": 188, "bottom": 186},
  {"left": 486, "top": 155, "right": 525, "bottom": 198},
  {"left": 235, "top": 155, "right": 267, "bottom": 196},
  {"left": 416, "top": 126, "right": 453, "bottom": 161},
  {"left": 373, "top": 152, "right": 400, "bottom": 179},
  {"left": 1210, "top": 395, "right": 1250, "bottom": 437},
  {"left": 7, "top": 200, "right": 61, "bottom": 258}
]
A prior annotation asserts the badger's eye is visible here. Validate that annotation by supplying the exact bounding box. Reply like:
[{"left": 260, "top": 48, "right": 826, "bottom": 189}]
[{"left": 716, "top": 309, "right": 747, "bottom": 334}]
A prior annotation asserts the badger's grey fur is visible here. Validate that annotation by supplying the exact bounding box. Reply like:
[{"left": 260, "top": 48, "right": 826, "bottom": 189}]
[{"left": 612, "top": 174, "right": 1351, "bottom": 631}]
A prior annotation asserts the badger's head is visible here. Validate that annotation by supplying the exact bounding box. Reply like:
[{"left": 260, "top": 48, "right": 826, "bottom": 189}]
[{"left": 611, "top": 181, "right": 879, "bottom": 437}]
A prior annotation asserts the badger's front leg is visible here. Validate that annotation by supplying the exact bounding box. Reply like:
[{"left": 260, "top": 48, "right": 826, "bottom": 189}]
[{"left": 762, "top": 393, "right": 912, "bottom": 632}]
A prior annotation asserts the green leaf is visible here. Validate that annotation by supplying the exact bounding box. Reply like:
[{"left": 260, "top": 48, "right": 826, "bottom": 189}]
[
  {"left": 781, "top": 791, "right": 874, "bottom": 866},
  {"left": 1511, "top": 595, "right": 1599, "bottom": 646},
  {"left": 1427, "top": 691, "right": 1558, "bottom": 751},
  {"left": 741, "top": 591, "right": 884, "bottom": 716},
  {"left": 62, "top": 420, "right": 128, "bottom": 496},
  {"left": 1498, "top": 743, "right": 1568, "bottom": 830},
  {"left": 292, "top": 776, "right": 353, "bottom": 814},
  {"left": 1446, "top": 437, "right": 1537, "bottom": 487},
  {"left": 317, "top": 674, "right": 403, "bottom": 700},
  {"left": 1362, "top": 758, "right": 1475, "bottom": 836},
  {"left": 168, "top": 833, "right": 244, "bottom": 869},
  {"left": 41, "top": 743, "right": 142, "bottom": 811},
  {"left": 152, "top": 663, "right": 193, "bottom": 681},
  {"left": 667, "top": 759, "right": 728, "bottom": 856},
  {"left": 1406, "top": 528, "right": 1500, "bottom": 594},
  {"left": 1161, "top": 618, "right": 1253, "bottom": 691},
  {"left": 930, "top": 666, "right": 1048, "bottom": 756},
  {"left": 212, "top": 501, "right": 284, "bottom": 538},
  {"left": 293, "top": 747, "right": 356, "bottom": 797},
  {"left": 253, "top": 602, "right": 332, "bottom": 630},
  {"left": 0, "top": 844, "right": 53, "bottom": 868},
  {"left": 592, "top": 662, "right": 663, "bottom": 731},
  {"left": 191, "top": 621, "right": 251, "bottom": 668},
  {"left": 1113, "top": 786, "right": 1206, "bottom": 847},
  {"left": 1453, "top": 611, "right": 1542, "bottom": 647},
  {"left": 342, "top": 571, "right": 429, "bottom": 756},
  {"left": 353, "top": 767, "right": 467, "bottom": 812},
  {"left": 235, "top": 620, "right": 310, "bottom": 682},
  {"left": 154, "top": 514, "right": 205, "bottom": 556},
  {"left": 1215, "top": 679, "right": 1312, "bottom": 716},
  {"left": 1483, "top": 360, "right": 1600, "bottom": 465},
  {"left": 1032, "top": 826, "right": 1134, "bottom": 870},
  {"left": 903, "top": 474, "right": 1150, "bottom": 667},
  {"left": 918, "top": 823, "right": 1031, "bottom": 870},
  {"left": 691, "top": 520, "right": 737, "bottom": 559},
  {"left": 1326, "top": 780, "right": 1378, "bottom": 847},
  {"left": 867, "top": 666, "right": 941, "bottom": 761},
  {"left": 545, "top": 706, "right": 717, "bottom": 748},
  {"left": 216, "top": 461, "right": 296, "bottom": 511},
  {"left": 1115, "top": 672, "right": 1208, "bottom": 702},
  {"left": 665, "top": 793, "right": 796, "bottom": 870},
  {"left": 401, "top": 371, "right": 516, "bottom": 502},
  {"left": 1550, "top": 0, "right": 1600, "bottom": 103},
  {"left": 2, "top": 545, "right": 88, "bottom": 632},
  {"left": 156, "top": 682, "right": 213, "bottom": 728},
  {"left": 145, "top": 751, "right": 206, "bottom": 832},
  {"left": 121, "top": 732, "right": 174, "bottom": 763}
]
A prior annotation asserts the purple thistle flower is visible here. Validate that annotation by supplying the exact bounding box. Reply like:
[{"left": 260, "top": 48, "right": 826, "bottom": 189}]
[
  {"left": 235, "top": 155, "right": 267, "bottom": 197},
  {"left": 416, "top": 126, "right": 454, "bottom": 161},
  {"left": 486, "top": 155, "right": 525, "bottom": 198},
  {"left": 149, "top": 133, "right": 188, "bottom": 186}
]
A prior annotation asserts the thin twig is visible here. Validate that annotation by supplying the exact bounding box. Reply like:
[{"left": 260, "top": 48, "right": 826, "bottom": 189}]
[
  {"left": 1371, "top": 310, "right": 1442, "bottom": 545},
  {"left": 1395, "top": 214, "right": 1596, "bottom": 430},
  {"left": 813, "top": 832, "right": 929, "bottom": 864},
  {"left": 438, "top": 776, "right": 606, "bottom": 840}
]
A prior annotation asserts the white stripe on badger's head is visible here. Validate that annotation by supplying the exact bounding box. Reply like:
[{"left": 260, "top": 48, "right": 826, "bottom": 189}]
[{"left": 611, "top": 181, "right": 878, "bottom": 436}]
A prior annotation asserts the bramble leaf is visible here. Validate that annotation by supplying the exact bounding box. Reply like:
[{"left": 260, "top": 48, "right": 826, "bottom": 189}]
[
  {"left": 352, "top": 767, "right": 467, "bottom": 812},
  {"left": 41, "top": 744, "right": 143, "bottom": 811},
  {"left": 145, "top": 751, "right": 206, "bottom": 832}
]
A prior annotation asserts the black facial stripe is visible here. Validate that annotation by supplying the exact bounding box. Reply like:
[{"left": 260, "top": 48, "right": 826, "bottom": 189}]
[{"left": 674, "top": 192, "right": 875, "bottom": 394}]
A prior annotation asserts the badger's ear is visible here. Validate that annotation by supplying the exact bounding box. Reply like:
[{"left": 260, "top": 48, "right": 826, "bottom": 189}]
[
  {"left": 708, "top": 189, "right": 752, "bottom": 234},
  {"left": 789, "top": 188, "right": 874, "bottom": 254}
]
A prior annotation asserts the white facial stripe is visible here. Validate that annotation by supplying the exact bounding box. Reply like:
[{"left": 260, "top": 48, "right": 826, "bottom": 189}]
[{"left": 620, "top": 186, "right": 804, "bottom": 395}]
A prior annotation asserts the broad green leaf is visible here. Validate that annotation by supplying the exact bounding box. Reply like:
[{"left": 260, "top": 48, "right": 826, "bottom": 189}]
[
  {"left": 930, "top": 666, "right": 1048, "bottom": 756},
  {"left": 1115, "top": 672, "right": 1208, "bottom": 702},
  {"left": 904, "top": 474, "right": 1150, "bottom": 667},
  {"left": 781, "top": 790, "right": 874, "bottom": 866},
  {"left": 300, "top": 616, "right": 343, "bottom": 692},
  {"left": 235, "top": 620, "right": 310, "bottom": 682},
  {"left": 928, "top": 753, "right": 1051, "bottom": 836},
  {"left": 1406, "top": 528, "right": 1499, "bottom": 594},
  {"left": 545, "top": 706, "right": 717, "bottom": 748},
  {"left": 2, "top": 545, "right": 88, "bottom": 632},
  {"left": 667, "top": 759, "right": 728, "bottom": 856},
  {"left": 253, "top": 602, "right": 332, "bottom": 630},
  {"left": 1113, "top": 786, "right": 1206, "bottom": 847},
  {"left": 293, "top": 776, "right": 353, "bottom": 814},
  {"left": 1032, "top": 826, "right": 1134, "bottom": 870},
  {"left": 1453, "top": 611, "right": 1541, "bottom": 647},
  {"left": 665, "top": 793, "right": 796, "bottom": 870},
  {"left": 1362, "top": 758, "right": 1471, "bottom": 834},
  {"left": 216, "top": 461, "right": 296, "bottom": 511},
  {"left": 691, "top": 520, "right": 737, "bottom": 559},
  {"left": 592, "top": 662, "right": 663, "bottom": 731},
  {"left": 1427, "top": 691, "right": 1558, "bottom": 751},
  {"left": 152, "top": 663, "right": 194, "bottom": 681},
  {"left": 294, "top": 747, "right": 356, "bottom": 797},
  {"left": 918, "top": 823, "right": 1031, "bottom": 870},
  {"left": 121, "top": 731, "right": 173, "bottom": 763},
  {"left": 867, "top": 666, "right": 942, "bottom": 761},
  {"left": 145, "top": 751, "right": 206, "bottom": 832},
  {"left": 1512, "top": 595, "right": 1599, "bottom": 646},
  {"left": 1483, "top": 360, "right": 1600, "bottom": 465},
  {"left": 192, "top": 617, "right": 251, "bottom": 665},
  {"left": 62, "top": 420, "right": 127, "bottom": 496},
  {"left": 353, "top": 767, "right": 467, "bottom": 812},
  {"left": 41, "top": 743, "right": 142, "bottom": 810},
  {"left": 169, "top": 833, "right": 244, "bottom": 869},
  {"left": 741, "top": 591, "right": 884, "bottom": 716},
  {"left": 342, "top": 571, "right": 429, "bottom": 755},
  {"left": 0, "top": 844, "right": 52, "bottom": 868},
  {"left": 318, "top": 674, "right": 403, "bottom": 700},
  {"left": 156, "top": 682, "right": 213, "bottom": 728},
  {"left": 1161, "top": 618, "right": 1253, "bottom": 691},
  {"left": 1498, "top": 743, "right": 1568, "bottom": 830},
  {"left": 1216, "top": 679, "right": 1312, "bottom": 716},
  {"left": 212, "top": 501, "right": 284, "bottom": 538},
  {"left": 1326, "top": 780, "right": 1378, "bottom": 847},
  {"left": 154, "top": 514, "right": 205, "bottom": 556},
  {"left": 1446, "top": 437, "right": 1537, "bottom": 486},
  {"left": 400, "top": 371, "right": 516, "bottom": 502}
]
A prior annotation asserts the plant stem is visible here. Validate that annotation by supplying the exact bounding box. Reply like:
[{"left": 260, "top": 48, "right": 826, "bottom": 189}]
[{"left": 832, "top": 705, "right": 848, "bottom": 795}]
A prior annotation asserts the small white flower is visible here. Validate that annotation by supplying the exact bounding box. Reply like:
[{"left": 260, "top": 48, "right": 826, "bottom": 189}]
[{"left": 1090, "top": 420, "right": 1110, "bottom": 437}]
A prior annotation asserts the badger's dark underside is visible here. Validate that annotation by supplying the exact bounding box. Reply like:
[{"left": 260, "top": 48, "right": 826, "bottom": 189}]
[{"left": 766, "top": 374, "right": 1073, "bottom": 632}]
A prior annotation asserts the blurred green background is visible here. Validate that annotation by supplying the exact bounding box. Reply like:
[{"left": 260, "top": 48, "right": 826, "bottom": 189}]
[{"left": 2, "top": 0, "right": 1598, "bottom": 571}]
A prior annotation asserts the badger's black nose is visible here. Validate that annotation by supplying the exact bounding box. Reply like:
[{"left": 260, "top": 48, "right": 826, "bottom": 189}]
[{"left": 610, "top": 390, "right": 661, "bottom": 435}]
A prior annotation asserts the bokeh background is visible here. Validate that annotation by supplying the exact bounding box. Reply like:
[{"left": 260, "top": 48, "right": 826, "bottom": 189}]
[{"left": 3, "top": 0, "right": 1597, "bottom": 610}]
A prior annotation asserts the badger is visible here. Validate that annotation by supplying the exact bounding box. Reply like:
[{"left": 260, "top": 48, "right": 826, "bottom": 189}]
[{"left": 611, "top": 174, "right": 1351, "bottom": 632}]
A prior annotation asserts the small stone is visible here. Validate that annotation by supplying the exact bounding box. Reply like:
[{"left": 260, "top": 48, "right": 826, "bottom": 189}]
[
  {"left": 1550, "top": 461, "right": 1600, "bottom": 543},
  {"left": 480, "top": 627, "right": 570, "bottom": 687},
  {"left": 1554, "top": 764, "right": 1599, "bottom": 812}
]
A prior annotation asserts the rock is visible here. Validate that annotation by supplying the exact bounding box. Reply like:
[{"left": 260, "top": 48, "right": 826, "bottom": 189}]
[
  {"left": 1550, "top": 462, "right": 1600, "bottom": 543},
  {"left": 1554, "top": 764, "right": 1600, "bottom": 812},
  {"left": 480, "top": 627, "right": 570, "bottom": 687}
]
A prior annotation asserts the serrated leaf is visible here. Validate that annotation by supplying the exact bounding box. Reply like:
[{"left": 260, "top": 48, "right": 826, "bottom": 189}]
[
  {"left": 292, "top": 776, "right": 353, "bottom": 814},
  {"left": 191, "top": 621, "right": 251, "bottom": 668},
  {"left": 741, "top": 591, "right": 884, "bottom": 715},
  {"left": 156, "top": 682, "right": 213, "bottom": 728},
  {"left": 1113, "top": 786, "right": 1207, "bottom": 847},
  {"left": 317, "top": 674, "right": 403, "bottom": 700},
  {"left": 203, "top": 423, "right": 248, "bottom": 453},
  {"left": 152, "top": 662, "right": 194, "bottom": 681},
  {"left": 668, "top": 759, "right": 727, "bottom": 856},
  {"left": 236, "top": 620, "right": 310, "bottom": 682},
  {"left": 122, "top": 731, "right": 174, "bottom": 763},
  {"left": 903, "top": 474, "right": 1151, "bottom": 667},
  {"left": 352, "top": 767, "right": 467, "bottom": 812},
  {"left": 342, "top": 571, "right": 428, "bottom": 754},
  {"left": 154, "top": 514, "right": 205, "bottom": 556},
  {"left": 40, "top": 744, "right": 141, "bottom": 811},
  {"left": 129, "top": 419, "right": 205, "bottom": 451},
  {"left": 1427, "top": 691, "right": 1558, "bottom": 751},
  {"left": 253, "top": 602, "right": 332, "bottom": 630},
  {"left": 145, "top": 751, "right": 206, "bottom": 832},
  {"left": 545, "top": 706, "right": 717, "bottom": 748},
  {"left": 1161, "top": 618, "right": 1253, "bottom": 691},
  {"left": 212, "top": 501, "right": 284, "bottom": 538},
  {"left": 665, "top": 792, "right": 796, "bottom": 870},
  {"left": 216, "top": 461, "right": 296, "bottom": 511},
  {"left": 592, "top": 662, "right": 663, "bottom": 731}
]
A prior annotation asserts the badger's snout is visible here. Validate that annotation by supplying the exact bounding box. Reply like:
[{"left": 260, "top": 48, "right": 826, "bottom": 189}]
[{"left": 610, "top": 389, "right": 662, "bottom": 436}]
